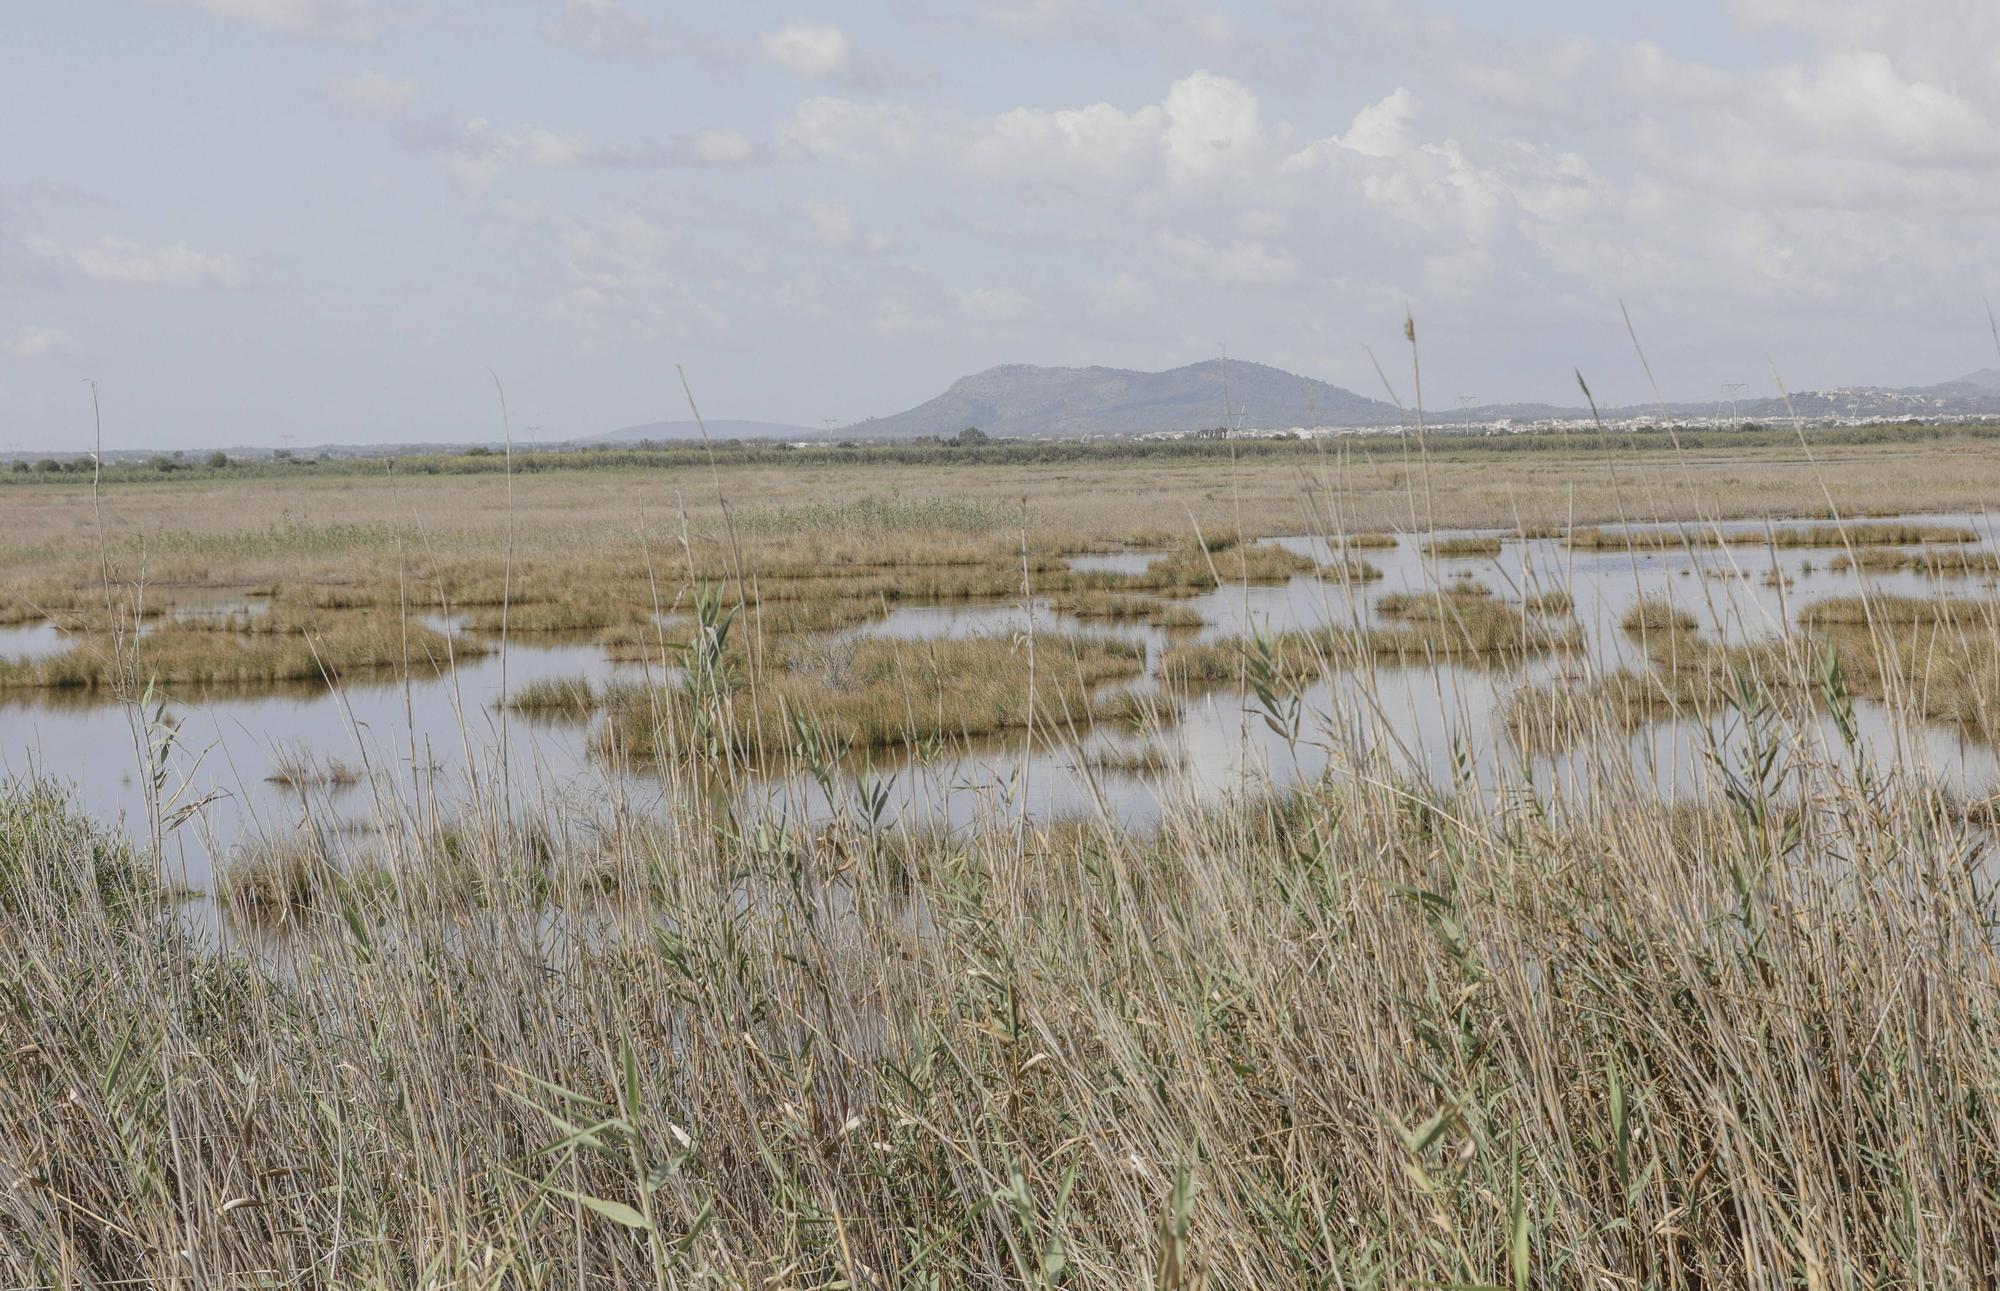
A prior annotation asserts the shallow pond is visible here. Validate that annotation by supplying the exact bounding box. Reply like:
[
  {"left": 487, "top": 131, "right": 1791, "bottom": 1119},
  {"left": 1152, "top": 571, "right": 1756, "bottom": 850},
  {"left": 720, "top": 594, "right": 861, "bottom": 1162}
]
[{"left": 6, "top": 513, "right": 2000, "bottom": 900}]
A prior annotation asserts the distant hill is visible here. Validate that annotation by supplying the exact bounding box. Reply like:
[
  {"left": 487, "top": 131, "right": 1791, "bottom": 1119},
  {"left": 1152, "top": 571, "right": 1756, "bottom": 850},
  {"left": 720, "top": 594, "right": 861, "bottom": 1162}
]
[
  {"left": 581, "top": 419, "right": 817, "bottom": 444},
  {"left": 1925, "top": 367, "right": 2000, "bottom": 397},
  {"left": 840, "top": 359, "right": 1400, "bottom": 439},
  {"left": 569, "top": 358, "right": 2000, "bottom": 447}
]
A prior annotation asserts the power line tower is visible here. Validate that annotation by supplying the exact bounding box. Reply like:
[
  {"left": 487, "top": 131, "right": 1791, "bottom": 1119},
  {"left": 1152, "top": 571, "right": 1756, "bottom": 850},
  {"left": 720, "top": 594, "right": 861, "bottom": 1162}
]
[
  {"left": 1722, "top": 383, "right": 1748, "bottom": 423},
  {"left": 1457, "top": 395, "right": 1480, "bottom": 427}
]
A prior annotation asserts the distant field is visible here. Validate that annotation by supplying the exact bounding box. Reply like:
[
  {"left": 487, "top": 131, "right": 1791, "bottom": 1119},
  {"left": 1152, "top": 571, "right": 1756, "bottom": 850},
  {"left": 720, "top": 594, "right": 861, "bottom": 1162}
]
[{"left": 7, "top": 425, "right": 2000, "bottom": 569}]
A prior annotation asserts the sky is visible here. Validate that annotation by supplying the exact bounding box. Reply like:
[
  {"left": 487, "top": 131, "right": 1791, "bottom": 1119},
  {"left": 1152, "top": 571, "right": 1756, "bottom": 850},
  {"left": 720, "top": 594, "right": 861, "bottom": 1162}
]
[{"left": 6, "top": 0, "right": 2000, "bottom": 450}]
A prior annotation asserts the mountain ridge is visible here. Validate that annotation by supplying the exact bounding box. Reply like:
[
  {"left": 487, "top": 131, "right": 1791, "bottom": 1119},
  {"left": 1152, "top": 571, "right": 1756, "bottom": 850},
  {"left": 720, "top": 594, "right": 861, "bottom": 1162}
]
[
  {"left": 582, "top": 360, "right": 2000, "bottom": 442},
  {"left": 835, "top": 358, "right": 1399, "bottom": 440}
]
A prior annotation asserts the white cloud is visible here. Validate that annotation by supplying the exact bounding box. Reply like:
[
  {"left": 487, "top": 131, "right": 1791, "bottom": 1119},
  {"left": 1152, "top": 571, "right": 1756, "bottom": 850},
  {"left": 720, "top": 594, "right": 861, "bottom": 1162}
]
[
  {"left": 761, "top": 23, "right": 852, "bottom": 79},
  {"left": 1191, "top": 11, "right": 1233, "bottom": 43},
  {"left": 146, "top": 0, "right": 395, "bottom": 40},
  {"left": 441, "top": 122, "right": 590, "bottom": 174},
  {"left": 488, "top": 203, "right": 725, "bottom": 341},
  {"left": 966, "top": 101, "right": 1165, "bottom": 179},
  {"left": 333, "top": 69, "right": 416, "bottom": 113},
  {"left": 1621, "top": 42, "right": 1733, "bottom": 101},
  {"left": 1237, "top": 209, "right": 1286, "bottom": 238},
  {"left": 549, "top": 0, "right": 678, "bottom": 59},
  {"left": 953, "top": 286, "right": 1033, "bottom": 322},
  {"left": 520, "top": 127, "right": 592, "bottom": 168},
  {"left": 801, "top": 200, "right": 893, "bottom": 254},
  {"left": 394, "top": 115, "right": 759, "bottom": 181},
  {"left": 691, "top": 129, "right": 756, "bottom": 165},
  {"left": 1158, "top": 232, "right": 1297, "bottom": 287},
  {"left": 975, "top": 0, "right": 1089, "bottom": 35},
  {"left": 50, "top": 237, "right": 244, "bottom": 288},
  {"left": 1, "top": 326, "right": 69, "bottom": 359},
  {"left": 790, "top": 70, "right": 1262, "bottom": 188},
  {"left": 1770, "top": 51, "right": 1998, "bottom": 162},
  {"left": 782, "top": 98, "right": 932, "bottom": 163},
  {"left": 1338, "top": 89, "right": 1419, "bottom": 158},
  {"left": 1161, "top": 70, "right": 1264, "bottom": 184}
]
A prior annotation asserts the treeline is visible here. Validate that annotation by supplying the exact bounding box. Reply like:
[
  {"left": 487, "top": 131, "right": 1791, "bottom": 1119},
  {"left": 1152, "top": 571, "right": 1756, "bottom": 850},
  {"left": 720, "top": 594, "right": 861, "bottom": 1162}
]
[{"left": 6, "top": 419, "right": 1997, "bottom": 486}]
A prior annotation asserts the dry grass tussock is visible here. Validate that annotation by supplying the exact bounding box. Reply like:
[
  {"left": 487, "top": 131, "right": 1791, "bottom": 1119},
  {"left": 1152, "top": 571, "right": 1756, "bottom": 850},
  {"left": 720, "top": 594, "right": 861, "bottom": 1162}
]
[
  {"left": 0, "top": 611, "right": 475, "bottom": 693},
  {"left": 1163, "top": 590, "right": 1581, "bottom": 685},
  {"left": 596, "top": 629, "right": 1159, "bottom": 764},
  {"left": 1046, "top": 591, "right": 1206, "bottom": 628},
  {"left": 1510, "top": 594, "right": 2000, "bottom": 751},
  {"left": 1568, "top": 520, "right": 1979, "bottom": 551},
  {"left": 1423, "top": 534, "right": 1504, "bottom": 558},
  {"left": 1620, "top": 597, "right": 1700, "bottom": 635}
]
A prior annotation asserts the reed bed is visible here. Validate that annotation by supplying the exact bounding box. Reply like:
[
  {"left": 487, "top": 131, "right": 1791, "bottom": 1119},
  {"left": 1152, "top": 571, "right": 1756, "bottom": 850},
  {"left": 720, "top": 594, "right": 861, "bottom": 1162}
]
[
  {"left": 1568, "top": 520, "right": 1980, "bottom": 551},
  {"left": 1830, "top": 546, "right": 2000, "bottom": 575},
  {"left": 7, "top": 677, "right": 2000, "bottom": 1283}
]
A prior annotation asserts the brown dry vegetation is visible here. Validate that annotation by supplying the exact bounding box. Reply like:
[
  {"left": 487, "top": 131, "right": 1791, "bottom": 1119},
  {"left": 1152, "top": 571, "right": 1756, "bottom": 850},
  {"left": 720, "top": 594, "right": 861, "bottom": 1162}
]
[
  {"left": 1511, "top": 594, "right": 2000, "bottom": 751},
  {"left": 597, "top": 631, "right": 1158, "bottom": 763},
  {"left": 1567, "top": 520, "right": 1980, "bottom": 551},
  {"left": 0, "top": 610, "right": 475, "bottom": 693},
  {"left": 1163, "top": 591, "right": 1581, "bottom": 685},
  {"left": 8, "top": 708, "right": 2000, "bottom": 1283},
  {"left": 11, "top": 442, "right": 2000, "bottom": 1283},
  {"left": 1423, "top": 534, "right": 1504, "bottom": 558},
  {"left": 1620, "top": 598, "right": 1701, "bottom": 635}
]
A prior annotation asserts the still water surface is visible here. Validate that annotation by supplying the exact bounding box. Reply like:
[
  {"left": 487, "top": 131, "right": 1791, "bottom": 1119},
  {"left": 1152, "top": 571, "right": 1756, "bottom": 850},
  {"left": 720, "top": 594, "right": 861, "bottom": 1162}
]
[{"left": 6, "top": 514, "right": 1999, "bottom": 895}]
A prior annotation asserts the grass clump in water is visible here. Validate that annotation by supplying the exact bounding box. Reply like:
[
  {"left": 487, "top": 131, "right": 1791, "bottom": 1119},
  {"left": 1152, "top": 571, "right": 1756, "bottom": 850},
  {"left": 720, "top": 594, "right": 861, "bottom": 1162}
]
[
  {"left": 1165, "top": 592, "right": 1578, "bottom": 686},
  {"left": 0, "top": 612, "right": 479, "bottom": 695},
  {"left": 265, "top": 749, "right": 361, "bottom": 790},
  {"left": 1423, "top": 534, "right": 1503, "bottom": 558},
  {"left": 1620, "top": 598, "right": 1699, "bottom": 635},
  {"left": 600, "top": 630, "right": 1155, "bottom": 763},
  {"left": 1079, "top": 741, "right": 1182, "bottom": 775},
  {"left": 1048, "top": 591, "right": 1205, "bottom": 628},
  {"left": 505, "top": 675, "right": 603, "bottom": 720}
]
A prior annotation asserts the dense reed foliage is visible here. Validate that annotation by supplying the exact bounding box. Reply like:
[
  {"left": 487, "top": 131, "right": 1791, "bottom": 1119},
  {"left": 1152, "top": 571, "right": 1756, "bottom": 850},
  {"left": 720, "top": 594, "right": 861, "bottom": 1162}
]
[{"left": 6, "top": 666, "right": 2000, "bottom": 1283}]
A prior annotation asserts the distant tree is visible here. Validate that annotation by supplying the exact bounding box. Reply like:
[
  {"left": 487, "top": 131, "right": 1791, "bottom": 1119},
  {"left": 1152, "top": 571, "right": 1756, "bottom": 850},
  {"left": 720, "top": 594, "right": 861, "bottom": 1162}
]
[
  {"left": 206, "top": 450, "right": 230, "bottom": 469},
  {"left": 148, "top": 455, "right": 179, "bottom": 473},
  {"left": 272, "top": 448, "right": 293, "bottom": 461},
  {"left": 35, "top": 459, "right": 64, "bottom": 473},
  {"left": 955, "top": 426, "right": 989, "bottom": 444},
  {"left": 10, "top": 460, "right": 28, "bottom": 473},
  {"left": 463, "top": 445, "right": 495, "bottom": 457}
]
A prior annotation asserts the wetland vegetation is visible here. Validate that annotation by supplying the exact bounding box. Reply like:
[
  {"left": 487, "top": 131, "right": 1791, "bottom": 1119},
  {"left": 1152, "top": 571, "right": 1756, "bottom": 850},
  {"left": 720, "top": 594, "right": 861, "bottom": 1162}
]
[{"left": 8, "top": 433, "right": 2000, "bottom": 1283}]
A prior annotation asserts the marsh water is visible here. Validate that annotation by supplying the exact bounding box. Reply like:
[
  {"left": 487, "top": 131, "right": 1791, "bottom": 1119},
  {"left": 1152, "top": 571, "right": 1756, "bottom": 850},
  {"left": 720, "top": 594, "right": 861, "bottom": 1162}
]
[{"left": 8, "top": 513, "right": 2000, "bottom": 899}]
